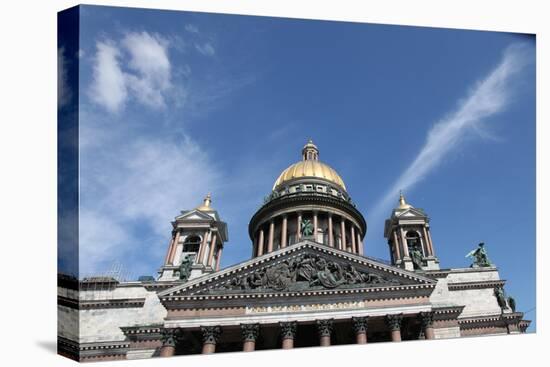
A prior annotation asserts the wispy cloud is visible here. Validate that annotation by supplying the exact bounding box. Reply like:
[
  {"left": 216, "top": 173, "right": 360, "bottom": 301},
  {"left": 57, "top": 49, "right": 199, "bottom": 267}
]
[
  {"left": 370, "top": 43, "right": 534, "bottom": 222},
  {"left": 79, "top": 129, "right": 221, "bottom": 275},
  {"left": 195, "top": 42, "right": 215, "bottom": 56},
  {"left": 89, "top": 31, "right": 175, "bottom": 112}
]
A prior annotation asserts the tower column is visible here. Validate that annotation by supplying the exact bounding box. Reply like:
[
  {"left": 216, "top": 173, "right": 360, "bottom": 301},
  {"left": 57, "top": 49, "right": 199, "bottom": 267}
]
[
  {"left": 386, "top": 314, "right": 403, "bottom": 342},
  {"left": 267, "top": 220, "right": 275, "bottom": 253},
  {"left": 393, "top": 230, "right": 401, "bottom": 260},
  {"left": 422, "top": 227, "right": 433, "bottom": 256},
  {"left": 160, "top": 329, "right": 177, "bottom": 357},
  {"left": 352, "top": 316, "right": 368, "bottom": 344},
  {"left": 201, "top": 326, "right": 221, "bottom": 354},
  {"left": 420, "top": 312, "right": 435, "bottom": 340},
  {"left": 317, "top": 319, "right": 333, "bottom": 346},
  {"left": 164, "top": 233, "right": 176, "bottom": 265},
  {"left": 257, "top": 229, "right": 265, "bottom": 257},
  {"left": 313, "top": 211, "right": 318, "bottom": 242},
  {"left": 328, "top": 213, "right": 334, "bottom": 247},
  {"left": 280, "top": 321, "right": 297, "bottom": 349},
  {"left": 241, "top": 323, "right": 260, "bottom": 352},
  {"left": 400, "top": 228, "right": 410, "bottom": 258},
  {"left": 281, "top": 215, "right": 288, "bottom": 248},
  {"left": 198, "top": 230, "right": 209, "bottom": 265},
  {"left": 426, "top": 228, "right": 435, "bottom": 256},
  {"left": 351, "top": 225, "right": 357, "bottom": 254},
  {"left": 297, "top": 212, "right": 302, "bottom": 241},
  {"left": 340, "top": 218, "right": 346, "bottom": 250},
  {"left": 207, "top": 233, "right": 217, "bottom": 267},
  {"left": 168, "top": 230, "right": 181, "bottom": 265}
]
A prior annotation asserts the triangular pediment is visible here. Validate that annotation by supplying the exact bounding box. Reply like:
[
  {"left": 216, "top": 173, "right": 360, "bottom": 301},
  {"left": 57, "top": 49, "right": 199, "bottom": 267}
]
[
  {"left": 395, "top": 207, "right": 427, "bottom": 218},
  {"left": 159, "top": 241, "right": 435, "bottom": 299},
  {"left": 175, "top": 209, "right": 216, "bottom": 222}
]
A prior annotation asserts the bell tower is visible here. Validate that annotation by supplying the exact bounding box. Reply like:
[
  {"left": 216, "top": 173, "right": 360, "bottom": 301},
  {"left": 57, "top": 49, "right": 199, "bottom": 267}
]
[
  {"left": 383, "top": 192, "right": 439, "bottom": 271},
  {"left": 158, "top": 193, "right": 228, "bottom": 282}
]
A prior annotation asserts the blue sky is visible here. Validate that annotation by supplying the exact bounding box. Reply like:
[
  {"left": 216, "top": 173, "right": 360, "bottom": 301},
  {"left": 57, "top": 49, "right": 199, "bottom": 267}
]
[{"left": 58, "top": 6, "right": 535, "bottom": 330}]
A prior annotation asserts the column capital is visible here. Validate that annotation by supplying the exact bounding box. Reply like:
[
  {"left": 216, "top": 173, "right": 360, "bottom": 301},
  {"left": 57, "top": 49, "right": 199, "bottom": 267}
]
[
  {"left": 161, "top": 328, "right": 178, "bottom": 347},
  {"left": 385, "top": 313, "right": 403, "bottom": 331},
  {"left": 316, "top": 319, "right": 334, "bottom": 337},
  {"left": 241, "top": 323, "right": 260, "bottom": 342},
  {"left": 279, "top": 321, "right": 297, "bottom": 340},
  {"left": 352, "top": 316, "right": 369, "bottom": 334},
  {"left": 419, "top": 311, "right": 434, "bottom": 328},
  {"left": 201, "top": 325, "right": 222, "bottom": 345}
]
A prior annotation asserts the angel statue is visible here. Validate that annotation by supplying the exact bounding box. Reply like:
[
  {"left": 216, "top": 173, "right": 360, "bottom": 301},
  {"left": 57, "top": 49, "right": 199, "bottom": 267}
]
[
  {"left": 465, "top": 242, "right": 492, "bottom": 267},
  {"left": 301, "top": 219, "right": 314, "bottom": 237}
]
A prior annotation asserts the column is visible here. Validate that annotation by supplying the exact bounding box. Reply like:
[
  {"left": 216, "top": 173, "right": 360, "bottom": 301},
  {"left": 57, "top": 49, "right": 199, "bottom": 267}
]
[
  {"left": 426, "top": 228, "right": 435, "bottom": 256},
  {"left": 241, "top": 323, "right": 260, "bottom": 352},
  {"left": 317, "top": 319, "right": 333, "bottom": 346},
  {"left": 420, "top": 312, "right": 435, "bottom": 340},
  {"left": 400, "top": 228, "right": 410, "bottom": 258},
  {"left": 267, "top": 220, "right": 275, "bottom": 253},
  {"left": 393, "top": 231, "right": 401, "bottom": 260},
  {"left": 328, "top": 213, "right": 334, "bottom": 247},
  {"left": 357, "top": 232, "right": 363, "bottom": 255},
  {"left": 169, "top": 230, "right": 181, "bottom": 265},
  {"left": 297, "top": 212, "right": 302, "bottom": 241},
  {"left": 340, "top": 218, "right": 346, "bottom": 250},
  {"left": 198, "top": 230, "right": 209, "bottom": 265},
  {"left": 207, "top": 233, "right": 217, "bottom": 267},
  {"left": 281, "top": 215, "right": 288, "bottom": 248},
  {"left": 422, "top": 227, "right": 432, "bottom": 256},
  {"left": 201, "top": 326, "right": 221, "bottom": 354},
  {"left": 216, "top": 246, "right": 223, "bottom": 271},
  {"left": 352, "top": 316, "right": 368, "bottom": 344},
  {"left": 164, "top": 233, "right": 175, "bottom": 265},
  {"left": 351, "top": 226, "right": 357, "bottom": 254},
  {"left": 160, "top": 329, "right": 177, "bottom": 357},
  {"left": 313, "top": 211, "right": 318, "bottom": 242},
  {"left": 257, "top": 229, "right": 265, "bottom": 257},
  {"left": 279, "top": 321, "right": 297, "bottom": 349},
  {"left": 385, "top": 314, "right": 403, "bottom": 342}
]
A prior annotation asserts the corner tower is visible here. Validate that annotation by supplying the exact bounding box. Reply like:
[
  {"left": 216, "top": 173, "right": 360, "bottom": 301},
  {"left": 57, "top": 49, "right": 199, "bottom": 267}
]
[
  {"left": 384, "top": 192, "right": 439, "bottom": 271},
  {"left": 248, "top": 140, "right": 367, "bottom": 257},
  {"left": 158, "top": 194, "right": 228, "bottom": 281}
]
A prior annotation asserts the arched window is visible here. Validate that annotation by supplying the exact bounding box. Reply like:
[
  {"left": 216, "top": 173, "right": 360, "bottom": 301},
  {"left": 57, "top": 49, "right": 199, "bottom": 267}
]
[
  {"left": 183, "top": 235, "right": 201, "bottom": 253},
  {"left": 405, "top": 231, "right": 423, "bottom": 254}
]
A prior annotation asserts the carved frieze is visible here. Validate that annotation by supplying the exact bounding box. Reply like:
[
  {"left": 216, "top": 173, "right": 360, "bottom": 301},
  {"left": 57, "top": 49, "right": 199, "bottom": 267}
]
[{"left": 196, "top": 252, "right": 400, "bottom": 295}]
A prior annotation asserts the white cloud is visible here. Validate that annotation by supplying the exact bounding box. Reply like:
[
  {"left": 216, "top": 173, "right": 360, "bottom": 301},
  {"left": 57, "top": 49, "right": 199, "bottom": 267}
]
[
  {"left": 57, "top": 47, "right": 71, "bottom": 109},
  {"left": 79, "top": 132, "right": 221, "bottom": 275},
  {"left": 185, "top": 24, "right": 199, "bottom": 33},
  {"left": 89, "top": 41, "right": 127, "bottom": 113},
  {"left": 89, "top": 32, "right": 174, "bottom": 112},
  {"left": 370, "top": 43, "right": 533, "bottom": 222},
  {"left": 195, "top": 42, "right": 215, "bottom": 56}
]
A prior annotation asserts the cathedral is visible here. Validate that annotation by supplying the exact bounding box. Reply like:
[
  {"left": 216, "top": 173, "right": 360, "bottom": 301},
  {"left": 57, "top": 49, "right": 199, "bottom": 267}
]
[{"left": 58, "top": 140, "right": 530, "bottom": 362}]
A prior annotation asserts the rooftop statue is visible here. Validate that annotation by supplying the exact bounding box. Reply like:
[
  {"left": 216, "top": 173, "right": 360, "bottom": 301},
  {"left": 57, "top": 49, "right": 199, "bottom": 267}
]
[
  {"left": 465, "top": 242, "right": 492, "bottom": 267},
  {"left": 301, "top": 219, "right": 313, "bottom": 237}
]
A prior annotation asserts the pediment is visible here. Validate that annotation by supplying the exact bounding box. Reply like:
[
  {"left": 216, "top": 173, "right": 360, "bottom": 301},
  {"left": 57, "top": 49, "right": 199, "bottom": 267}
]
[
  {"left": 159, "top": 241, "right": 435, "bottom": 299},
  {"left": 175, "top": 209, "right": 215, "bottom": 222},
  {"left": 395, "top": 207, "right": 426, "bottom": 218}
]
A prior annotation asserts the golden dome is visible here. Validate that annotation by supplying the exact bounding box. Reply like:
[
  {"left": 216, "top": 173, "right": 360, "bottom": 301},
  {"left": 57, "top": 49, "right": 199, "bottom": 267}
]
[
  {"left": 397, "top": 191, "right": 413, "bottom": 210},
  {"left": 196, "top": 193, "right": 214, "bottom": 211},
  {"left": 272, "top": 140, "right": 346, "bottom": 190}
]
